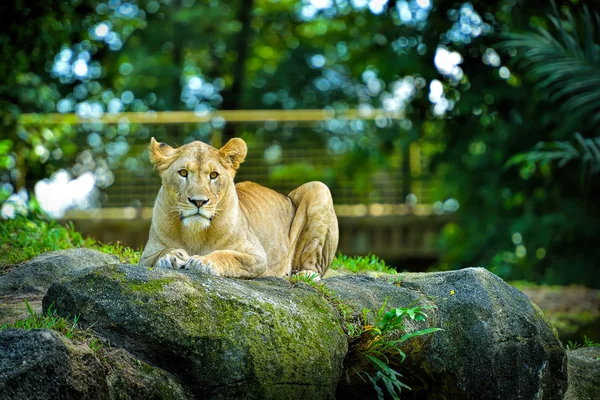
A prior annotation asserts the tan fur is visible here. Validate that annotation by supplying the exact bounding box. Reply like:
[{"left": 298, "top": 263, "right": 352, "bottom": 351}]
[{"left": 139, "top": 137, "right": 339, "bottom": 278}]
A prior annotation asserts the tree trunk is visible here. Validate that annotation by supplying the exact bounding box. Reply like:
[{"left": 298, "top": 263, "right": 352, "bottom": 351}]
[{"left": 222, "top": 0, "right": 255, "bottom": 141}]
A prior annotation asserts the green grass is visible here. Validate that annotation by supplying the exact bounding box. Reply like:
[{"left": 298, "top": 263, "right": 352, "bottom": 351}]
[
  {"left": 0, "top": 216, "right": 140, "bottom": 272},
  {"left": 566, "top": 335, "right": 600, "bottom": 350},
  {"left": 331, "top": 253, "right": 397, "bottom": 274},
  {"left": 0, "top": 299, "right": 103, "bottom": 352},
  {"left": 0, "top": 299, "right": 103, "bottom": 351},
  {"left": 96, "top": 241, "right": 141, "bottom": 265},
  {"left": 1, "top": 299, "right": 80, "bottom": 338}
]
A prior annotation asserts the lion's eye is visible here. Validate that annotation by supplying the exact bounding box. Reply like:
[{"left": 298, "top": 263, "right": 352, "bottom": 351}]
[
  {"left": 209, "top": 171, "right": 219, "bottom": 180},
  {"left": 178, "top": 169, "right": 188, "bottom": 178}
]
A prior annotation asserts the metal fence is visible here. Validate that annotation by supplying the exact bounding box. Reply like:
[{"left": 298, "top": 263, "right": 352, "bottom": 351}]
[{"left": 20, "top": 110, "right": 452, "bottom": 265}]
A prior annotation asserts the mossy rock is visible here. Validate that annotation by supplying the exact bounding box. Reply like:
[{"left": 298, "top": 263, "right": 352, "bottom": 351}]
[
  {"left": 326, "top": 268, "right": 568, "bottom": 400},
  {"left": 7, "top": 253, "right": 567, "bottom": 400},
  {"left": 103, "top": 347, "right": 192, "bottom": 399},
  {"left": 44, "top": 265, "right": 347, "bottom": 399},
  {"left": 0, "top": 329, "right": 108, "bottom": 400},
  {"left": 0, "top": 249, "right": 118, "bottom": 325},
  {"left": 0, "top": 328, "right": 190, "bottom": 400},
  {"left": 0, "top": 249, "right": 118, "bottom": 295},
  {"left": 564, "top": 347, "right": 600, "bottom": 400}
]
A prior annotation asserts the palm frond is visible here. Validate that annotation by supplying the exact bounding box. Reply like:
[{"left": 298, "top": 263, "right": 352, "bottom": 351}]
[
  {"left": 496, "top": 1, "right": 600, "bottom": 126},
  {"left": 505, "top": 133, "right": 600, "bottom": 175}
]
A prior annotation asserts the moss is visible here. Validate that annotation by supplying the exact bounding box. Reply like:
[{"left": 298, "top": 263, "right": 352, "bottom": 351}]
[
  {"left": 47, "top": 265, "right": 348, "bottom": 397},
  {"left": 127, "top": 278, "right": 177, "bottom": 295},
  {"left": 90, "top": 265, "right": 127, "bottom": 283},
  {"left": 531, "top": 302, "right": 561, "bottom": 340}
]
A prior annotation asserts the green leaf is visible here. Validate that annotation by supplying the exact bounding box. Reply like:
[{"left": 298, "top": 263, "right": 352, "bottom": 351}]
[
  {"left": 368, "top": 374, "right": 385, "bottom": 400},
  {"left": 382, "top": 376, "right": 402, "bottom": 400},
  {"left": 400, "top": 327, "right": 443, "bottom": 343},
  {"left": 364, "top": 353, "right": 393, "bottom": 372}
]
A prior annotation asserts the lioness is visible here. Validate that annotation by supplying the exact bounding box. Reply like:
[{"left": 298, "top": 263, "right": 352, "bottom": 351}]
[{"left": 139, "top": 137, "right": 339, "bottom": 279}]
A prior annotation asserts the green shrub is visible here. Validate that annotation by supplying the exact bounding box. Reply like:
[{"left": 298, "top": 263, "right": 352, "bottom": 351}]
[{"left": 0, "top": 216, "right": 140, "bottom": 270}]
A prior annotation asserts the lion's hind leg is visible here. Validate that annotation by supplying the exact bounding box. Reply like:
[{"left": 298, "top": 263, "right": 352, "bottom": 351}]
[{"left": 288, "top": 181, "right": 339, "bottom": 277}]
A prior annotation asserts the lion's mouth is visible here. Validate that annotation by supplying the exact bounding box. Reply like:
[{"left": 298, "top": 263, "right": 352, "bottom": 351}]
[{"left": 179, "top": 210, "right": 213, "bottom": 222}]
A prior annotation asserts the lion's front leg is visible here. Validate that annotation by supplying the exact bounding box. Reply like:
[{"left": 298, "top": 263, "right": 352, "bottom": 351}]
[
  {"left": 184, "top": 249, "right": 267, "bottom": 278},
  {"left": 143, "top": 248, "right": 190, "bottom": 269},
  {"left": 288, "top": 181, "right": 339, "bottom": 277}
]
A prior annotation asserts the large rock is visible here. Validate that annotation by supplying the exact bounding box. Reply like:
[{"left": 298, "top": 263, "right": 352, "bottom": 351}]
[
  {"left": 103, "top": 347, "right": 192, "bottom": 399},
  {"left": 0, "top": 329, "right": 107, "bottom": 399},
  {"left": 29, "top": 263, "right": 567, "bottom": 400},
  {"left": 564, "top": 347, "right": 600, "bottom": 400},
  {"left": 328, "top": 268, "right": 568, "bottom": 400},
  {"left": 0, "top": 328, "right": 190, "bottom": 400},
  {"left": 0, "top": 249, "right": 118, "bottom": 325},
  {"left": 0, "top": 249, "right": 118, "bottom": 295},
  {"left": 44, "top": 264, "right": 348, "bottom": 400}
]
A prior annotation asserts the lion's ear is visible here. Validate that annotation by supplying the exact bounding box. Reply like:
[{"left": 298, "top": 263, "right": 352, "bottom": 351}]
[
  {"left": 149, "top": 137, "right": 177, "bottom": 172},
  {"left": 219, "top": 138, "right": 247, "bottom": 170}
]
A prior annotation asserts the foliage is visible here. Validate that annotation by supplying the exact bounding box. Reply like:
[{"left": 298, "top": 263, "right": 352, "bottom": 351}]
[
  {"left": 566, "top": 335, "right": 600, "bottom": 350},
  {"left": 435, "top": 1, "right": 600, "bottom": 287},
  {"left": 497, "top": 1, "right": 600, "bottom": 127},
  {"left": 331, "top": 253, "right": 397, "bottom": 274},
  {"left": 2, "top": 0, "right": 599, "bottom": 287},
  {"left": 506, "top": 132, "right": 600, "bottom": 177},
  {"left": 0, "top": 217, "right": 94, "bottom": 267},
  {"left": 289, "top": 273, "right": 440, "bottom": 400},
  {"left": 0, "top": 215, "right": 140, "bottom": 270},
  {"left": 349, "top": 299, "right": 442, "bottom": 400}
]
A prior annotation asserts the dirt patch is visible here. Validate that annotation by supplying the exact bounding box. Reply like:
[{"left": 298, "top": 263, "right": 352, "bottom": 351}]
[{"left": 0, "top": 293, "right": 44, "bottom": 325}]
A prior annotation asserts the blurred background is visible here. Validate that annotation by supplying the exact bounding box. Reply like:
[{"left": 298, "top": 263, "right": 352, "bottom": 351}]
[{"left": 0, "top": 0, "right": 598, "bottom": 341}]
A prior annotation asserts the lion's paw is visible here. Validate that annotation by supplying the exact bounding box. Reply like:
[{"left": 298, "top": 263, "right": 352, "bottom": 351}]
[
  {"left": 156, "top": 249, "right": 190, "bottom": 269},
  {"left": 184, "top": 256, "right": 218, "bottom": 275}
]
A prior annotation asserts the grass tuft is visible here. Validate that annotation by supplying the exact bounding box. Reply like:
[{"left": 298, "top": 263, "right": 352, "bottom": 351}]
[
  {"left": 0, "top": 299, "right": 104, "bottom": 352},
  {"left": 566, "top": 335, "right": 600, "bottom": 350},
  {"left": 331, "top": 253, "right": 397, "bottom": 274}
]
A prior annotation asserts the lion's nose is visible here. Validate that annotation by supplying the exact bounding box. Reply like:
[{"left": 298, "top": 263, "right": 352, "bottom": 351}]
[{"left": 188, "top": 197, "right": 209, "bottom": 208}]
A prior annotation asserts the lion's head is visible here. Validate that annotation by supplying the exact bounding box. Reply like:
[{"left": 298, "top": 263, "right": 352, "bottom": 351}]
[{"left": 149, "top": 137, "right": 247, "bottom": 230}]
